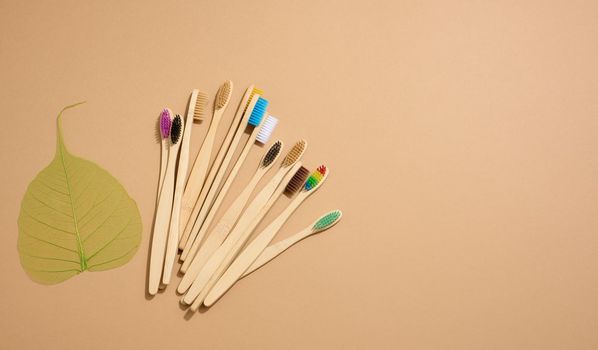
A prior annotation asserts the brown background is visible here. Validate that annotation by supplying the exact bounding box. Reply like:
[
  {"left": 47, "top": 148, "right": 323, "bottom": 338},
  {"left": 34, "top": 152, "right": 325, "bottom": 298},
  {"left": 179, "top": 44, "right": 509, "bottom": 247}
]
[{"left": 1, "top": 0, "right": 597, "bottom": 349}]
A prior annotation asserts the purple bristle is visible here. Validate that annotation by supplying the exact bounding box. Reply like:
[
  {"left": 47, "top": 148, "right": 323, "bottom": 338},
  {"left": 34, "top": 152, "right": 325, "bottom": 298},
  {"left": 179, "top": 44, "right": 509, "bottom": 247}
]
[{"left": 160, "top": 109, "right": 171, "bottom": 138}]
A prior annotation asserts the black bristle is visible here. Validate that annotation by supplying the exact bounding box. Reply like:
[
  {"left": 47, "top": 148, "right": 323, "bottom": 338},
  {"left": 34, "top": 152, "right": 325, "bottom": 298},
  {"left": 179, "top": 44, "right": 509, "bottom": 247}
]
[
  {"left": 262, "top": 141, "right": 282, "bottom": 168},
  {"left": 171, "top": 115, "right": 182, "bottom": 144},
  {"left": 284, "top": 166, "right": 310, "bottom": 196}
]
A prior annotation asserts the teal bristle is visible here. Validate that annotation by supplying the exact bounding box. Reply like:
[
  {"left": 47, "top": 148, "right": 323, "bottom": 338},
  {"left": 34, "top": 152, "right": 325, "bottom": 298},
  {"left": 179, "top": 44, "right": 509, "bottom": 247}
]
[
  {"left": 312, "top": 210, "right": 342, "bottom": 231},
  {"left": 248, "top": 97, "right": 268, "bottom": 126}
]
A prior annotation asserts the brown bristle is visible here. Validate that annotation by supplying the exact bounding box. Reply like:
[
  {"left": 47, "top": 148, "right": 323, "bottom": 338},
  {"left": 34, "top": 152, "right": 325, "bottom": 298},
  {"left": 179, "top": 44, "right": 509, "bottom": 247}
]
[
  {"left": 284, "top": 166, "right": 309, "bottom": 196},
  {"left": 215, "top": 80, "right": 232, "bottom": 110},
  {"left": 193, "top": 91, "right": 209, "bottom": 121},
  {"left": 261, "top": 141, "right": 282, "bottom": 168},
  {"left": 282, "top": 140, "right": 306, "bottom": 167}
]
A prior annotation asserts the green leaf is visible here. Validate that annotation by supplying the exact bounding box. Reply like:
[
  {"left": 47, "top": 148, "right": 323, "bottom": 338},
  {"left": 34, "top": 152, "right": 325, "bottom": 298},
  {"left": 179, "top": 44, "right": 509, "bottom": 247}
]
[{"left": 17, "top": 103, "right": 142, "bottom": 284}]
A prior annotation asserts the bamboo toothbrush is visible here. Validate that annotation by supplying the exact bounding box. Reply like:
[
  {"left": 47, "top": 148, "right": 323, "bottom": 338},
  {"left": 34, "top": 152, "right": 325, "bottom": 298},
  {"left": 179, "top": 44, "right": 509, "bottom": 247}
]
[
  {"left": 156, "top": 110, "right": 172, "bottom": 201},
  {"left": 178, "top": 86, "right": 262, "bottom": 250},
  {"left": 148, "top": 113, "right": 184, "bottom": 295},
  {"left": 241, "top": 210, "right": 342, "bottom": 278},
  {"left": 181, "top": 141, "right": 282, "bottom": 269},
  {"left": 204, "top": 165, "right": 329, "bottom": 306},
  {"left": 180, "top": 112, "right": 277, "bottom": 266},
  {"left": 179, "top": 81, "right": 232, "bottom": 233},
  {"left": 162, "top": 91, "right": 208, "bottom": 285},
  {"left": 180, "top": 98, "right": 271, "bottom": 261},
  {"left": 177, "top": 140, "right": 306, "bottom": 292},
  {"left": 181, "top": 164, "right": 308, "bottom": 307}
]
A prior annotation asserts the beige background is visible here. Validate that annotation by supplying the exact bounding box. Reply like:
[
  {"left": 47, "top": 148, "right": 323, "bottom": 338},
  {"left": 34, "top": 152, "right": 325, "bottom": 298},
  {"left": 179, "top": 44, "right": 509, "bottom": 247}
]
[{"left": 1, "top": 0, "right": 597, "bottom": 349}]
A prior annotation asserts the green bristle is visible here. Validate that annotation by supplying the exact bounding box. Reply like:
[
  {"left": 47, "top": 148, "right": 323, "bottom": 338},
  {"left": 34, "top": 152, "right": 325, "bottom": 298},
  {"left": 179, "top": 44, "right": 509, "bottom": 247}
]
[{"left": 312, "top": 210, "right": 342, "bottom": 231}]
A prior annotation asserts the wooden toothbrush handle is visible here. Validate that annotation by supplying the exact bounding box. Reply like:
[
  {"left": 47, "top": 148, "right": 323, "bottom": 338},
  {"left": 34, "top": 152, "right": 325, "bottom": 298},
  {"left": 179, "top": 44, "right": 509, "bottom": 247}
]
[
  {"left": 182, "top": 119, "right": 261, "bottom": 254},
  {"left": 177, "top": 222, "right": 231, "bottom": 293},
  {"left": 157, "top": 141, "right": 168, "bottom": 205},
  {"left": 204, "top": 197, "right": 303, "bottom": 305},
  {"left": 179, "top": 114, "right": 221, "bottom": 232},
  {"left": 180, "top": 172, "right": 261, "bottom": 265},
  {"left": 182, "top": 164, "right": 297, "bottom": 304},
  {"left": 241, "top": 227, "right": 313, "bottom": 278},
  {"left": 148, "top": 159, "right": 176, "bottom": 295}
]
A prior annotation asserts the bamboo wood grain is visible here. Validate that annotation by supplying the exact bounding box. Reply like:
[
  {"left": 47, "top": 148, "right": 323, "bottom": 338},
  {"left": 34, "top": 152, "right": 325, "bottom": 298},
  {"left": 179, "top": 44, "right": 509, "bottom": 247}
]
[
  {"left": 179, "top": 94, "right": 262, "bottom": 258},
  {"left": 241, "top": 210, "right": 342, "bottom": 278},
  {"left": 178, "top": 88, "right": 257, "bottom": 250},
  {"left": 204, "top": 177, "right": 327, "bottom": 306},
  {"left": 148, "top": 109, "right": 182, "bottom": 295},
  {"left": 241, "top": 227, "right": 316, "bottom": 277},
  {"left": 182, "top": 162, "right": 302, "bottom": 307},
  {"left": 162, "top": 98, "right": 195, "bottom": 285},
  {"left": 180, "top": 116, "right": 265, "bottom": 263},
  {"left": 176, "top": 143, "right": 283, "bottom": 291},
  {"left": 157, "top": 132, "right": 169, "bottom": 204},
  {"left": 178, "top": 95, "right": 227, "bottom": 235}
]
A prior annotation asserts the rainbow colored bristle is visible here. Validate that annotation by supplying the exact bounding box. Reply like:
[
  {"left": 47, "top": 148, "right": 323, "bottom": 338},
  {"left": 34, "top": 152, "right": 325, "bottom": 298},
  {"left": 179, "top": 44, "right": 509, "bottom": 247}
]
[
  {"left": 160, "top": 109, "right": 171, "bottom": 138},
  {"left": 304, "top": 165, "right": 327, "bottom": 191},
  {"left": 248, "top": 97, "right": 268, "bottom": 126},
  {"left": 312, "top": 210, "right": 342, "bottom": 232}
]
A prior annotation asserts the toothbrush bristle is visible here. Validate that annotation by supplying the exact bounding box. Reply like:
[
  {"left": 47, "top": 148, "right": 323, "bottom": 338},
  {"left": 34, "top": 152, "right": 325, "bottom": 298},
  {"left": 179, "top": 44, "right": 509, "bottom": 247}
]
[
  {"left": 261, "top": 141, "right": 282, "bottom": 168},
  {"left": 255, "top": 115, "right": 278, "bottom": 144},
  {"left": 281, "top": 140, "right": 307, "bottom": 167},
  {"left": 193, "top": 91, "right": 209, "bottom": 121},
  {"left": 304, "top": 165, "right": 327, "bottom": 191},
  {"left": 248, "top": 97, "right": 268, "bottom": 127},
  {"left": 243, "top": 87, "right": 264, "bottom": 115},
  {"left": 284, "top": 166, "right": 310, "bottom": 196},
  {"left": 312, "top": 210, "right": 342, "bottom": 232},
  {"left": 215, "top": 80, "right": 233, "bottom": 110},
  {"left": 160, "top": 109, "right": 171, "bottom": 138},
  {"left": 171, "top": 115, "right": 182, "bottom": 144}
]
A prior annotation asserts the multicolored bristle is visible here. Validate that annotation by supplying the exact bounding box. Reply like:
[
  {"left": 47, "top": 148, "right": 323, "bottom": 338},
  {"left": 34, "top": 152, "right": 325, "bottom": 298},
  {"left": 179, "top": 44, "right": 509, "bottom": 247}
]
[
  {"left": 284, "top": 166, "right": 310, "bottom": 196},
  {"left": 312, "top": 210, "right": 342, "bottom": 232},
  {"left": 261, "top": 141, "right": 282, "bottom": 168},
  {"left": 215, "top": 80, "right": 233, "bottom": 110},
  {"left": 243, "top": 87, "right": 264, "bottom": 115},
  {"left": 281, "top": 140, "right": 307, "bottom": 167},
  {"left": 248, "top": 97, "right": 268, "bottom": 127},
  {"left": 255, "top": 115, "right": 278, "bottom": 144},
  {"left": 193, "top": 91, "right": 209, "bottom": 121},
  {"left": 170, "top": 115, "right": 182, "bottom": 144},
  {"left": 304, "top": 165, "right": 327, "bottom": 191},
  {"left": 160, "top": 109, "right": 171, "bottom": 138}
]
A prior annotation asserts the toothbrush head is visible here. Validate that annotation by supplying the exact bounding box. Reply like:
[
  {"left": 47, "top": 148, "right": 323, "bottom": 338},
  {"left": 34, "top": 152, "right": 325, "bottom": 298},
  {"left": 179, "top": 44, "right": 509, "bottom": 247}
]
[
  {"left": 160, "top": 109, "right": 172, "bottom": 138},
  {"left": 255, "top": 115, "right": 278, "bottom": 144},
  {"left": 243, "top": 87, "right": 264, "bottom": 115},
  {"left": 281, "top": 140, "right": 307, "bottom": 167},
  {"left": 284, "top": 166, "right": 310, "bottom": 196},
  {"left": 312, "top": 210, "right": 343, "bottom": 232},
  {"left": 304, "top": 165, "right": 328, "bottom": 191},
  {"left": 171, "top": 115, "right": 182, "bottom": 144},
  {"left": 261, "top": 141, "right": 283, "bottom": 168},
  {"left": 248, "top": 97, "right": 268, "bottom": 127},
  {"left": 215, "top": 80, "right": 233, "bottom": 111},
  {"left": 193, "top": 91, "right": 209, "bottom": 121}
]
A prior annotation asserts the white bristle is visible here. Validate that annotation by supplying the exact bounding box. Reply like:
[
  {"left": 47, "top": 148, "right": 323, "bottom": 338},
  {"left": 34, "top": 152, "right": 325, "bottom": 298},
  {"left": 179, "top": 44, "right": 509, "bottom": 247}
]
[{"left": 255, "top": 115, "right": 278, "bottom": 144}]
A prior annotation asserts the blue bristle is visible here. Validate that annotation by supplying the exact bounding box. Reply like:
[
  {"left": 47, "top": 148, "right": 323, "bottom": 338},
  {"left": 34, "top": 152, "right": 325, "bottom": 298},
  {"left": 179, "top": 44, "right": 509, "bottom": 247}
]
[{"left": 248, "top": 97, "right": 268, "bottom": 126}]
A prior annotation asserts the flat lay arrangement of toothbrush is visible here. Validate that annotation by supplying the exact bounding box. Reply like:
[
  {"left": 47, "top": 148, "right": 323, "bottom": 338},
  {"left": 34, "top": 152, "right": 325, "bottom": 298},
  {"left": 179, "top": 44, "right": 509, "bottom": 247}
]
[{"left": 149, "top": 81, "right": 342, "bottom": 310}]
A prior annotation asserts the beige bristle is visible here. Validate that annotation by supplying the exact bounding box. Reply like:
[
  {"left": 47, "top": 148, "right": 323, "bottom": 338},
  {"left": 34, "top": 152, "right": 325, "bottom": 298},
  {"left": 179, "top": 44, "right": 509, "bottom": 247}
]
[
  {"left": 215, "top": 80, "right": 233, "bottom": 110},
  {"left": 243, "top": 87, "right": 264, "bottom": 114},
  {"left": 282, "top": 140, "right": 307, "bottom": 167},
  {"left": 284, "top": 166, "right": 310, "bottom": 195},
  {"left": 193, "top": 91, "right": 209, "bottom": 121}
]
